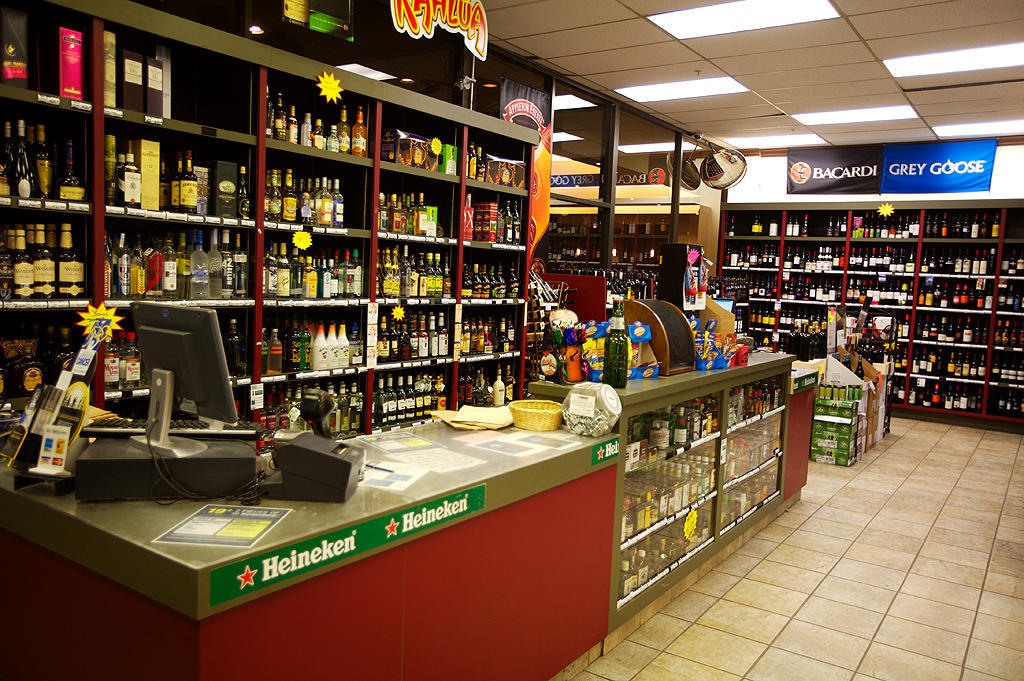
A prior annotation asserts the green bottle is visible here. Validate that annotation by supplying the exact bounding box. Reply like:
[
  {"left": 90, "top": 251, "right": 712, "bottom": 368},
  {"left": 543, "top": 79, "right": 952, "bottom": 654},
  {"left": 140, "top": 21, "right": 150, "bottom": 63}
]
[{"left": 603, "top": 298, "right": 629, "bottom": 389}]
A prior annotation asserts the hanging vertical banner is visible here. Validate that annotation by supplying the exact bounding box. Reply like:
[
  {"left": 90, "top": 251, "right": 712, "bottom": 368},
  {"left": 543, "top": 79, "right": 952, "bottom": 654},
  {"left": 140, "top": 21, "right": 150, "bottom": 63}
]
[
  {"left": 500, "top": 77, "right": 551, "bottom": 269},
  {"left": 390, "top": 0, "right": 488, "bottom": 61},
  {"left": 881, "top": 139, "right": 997, "bottom": 193}
]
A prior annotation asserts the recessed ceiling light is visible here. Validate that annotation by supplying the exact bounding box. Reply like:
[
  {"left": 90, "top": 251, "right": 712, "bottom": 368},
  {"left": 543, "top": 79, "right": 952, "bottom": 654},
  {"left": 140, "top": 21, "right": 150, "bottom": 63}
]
[
  {"left": 932, "top": 118, "right": 1024, "bottom": 138},
  {"left": 248, "top": 25, "right": 264, "bottom": 35},
  {"left": 616, "top": 77, "right": 747, "bottom": 103},
  {"left": 482, "top": 82, "right": 498, "bottom": 88},
  {"left": 649, "top": 0, "right": 838, "bottom": 40},
  {"left": 336, "top": 63, "right": 396, "bottom": 81},
  {"left": 400, "top": 77, "right": 414, "bottom": 83},
  {"left": 884, "top": 41, "right": 1024, "bottom": 77},
  {"left": 618, "top": 142, "right": 697, "bottom": 153},
  {"left": 794, "top": 105, "right": 917, "bottom": 126},
  {"left": 724, "top": 133, "right": 826, "bottom": 148},
  {"left": 552, "top": 132, "right": 583, "bottom": 143},
  {"left": 553, "top": 94, "right": 595, "bottom": 110}
]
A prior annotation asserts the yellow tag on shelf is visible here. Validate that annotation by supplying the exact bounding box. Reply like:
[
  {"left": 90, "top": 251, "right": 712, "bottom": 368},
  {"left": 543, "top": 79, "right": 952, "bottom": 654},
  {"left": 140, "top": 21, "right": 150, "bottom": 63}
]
[
  {"left": 316, "top": 71, "right": 343, "bottom": 104},
  {"left": 877, "top": 202, "right": 895, "bottom": 217},
  {"left": 683, "top": 508, "right": 698, "bottom": 539},
  {"left": 392, "top": 305, "right": 406, "bottom": 321},
  {"left": 292, "top": 231, "right": 312, "bottom": 250}
]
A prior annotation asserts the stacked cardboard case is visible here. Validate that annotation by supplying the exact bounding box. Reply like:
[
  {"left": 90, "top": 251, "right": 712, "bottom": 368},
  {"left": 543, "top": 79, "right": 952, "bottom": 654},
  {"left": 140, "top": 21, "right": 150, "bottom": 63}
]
[{"left": 803, "top": 356, "right": 883, "bottom": 467}]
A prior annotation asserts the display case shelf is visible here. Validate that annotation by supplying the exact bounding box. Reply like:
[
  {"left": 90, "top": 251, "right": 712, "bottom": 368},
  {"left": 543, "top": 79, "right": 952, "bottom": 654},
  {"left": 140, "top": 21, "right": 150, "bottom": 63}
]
[
  {"left": 106, "top": 206, "right": 255, "bottom": 229},
  {"left": 719, "top": 490, "right": 781, "bottom": 537},
  {"left": 726, "top": 405, "right": 786, "bottom": 435},
  {"left": 620, "top": 491, "right": 716, "bottom": 552},
  {"left": 379, "top": 160, "right": 460, "bottom": 184},
  {"left": 0, "top": 84, "right": 94, "bottom": 113},
  {"left": 265, "top": 137, "right": 374, "bottom": 168},
  {"left": 103, "top": 107, "right": 256, "bottom": 146},
  {"left": 723, "top": 449, "right": 782, "bottom": 491},
  {"left": 0, "top": 196, "right": 91, "bottom": 213},
  {"left": 465, "top": 177, "right": 528, "bottom": 197}
]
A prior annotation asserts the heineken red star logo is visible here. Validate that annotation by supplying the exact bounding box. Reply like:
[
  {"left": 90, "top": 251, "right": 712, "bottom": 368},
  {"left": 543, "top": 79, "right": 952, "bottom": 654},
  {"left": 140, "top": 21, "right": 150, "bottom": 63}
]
[
  {"left": 237, "top": 565, "right": 257, "bottom": 589},
  {"left": 596, "top": 446, "right": 605, "bottom": 460},
  {"left": 385, "top": 518, "right": 399, "bottom": 538}
]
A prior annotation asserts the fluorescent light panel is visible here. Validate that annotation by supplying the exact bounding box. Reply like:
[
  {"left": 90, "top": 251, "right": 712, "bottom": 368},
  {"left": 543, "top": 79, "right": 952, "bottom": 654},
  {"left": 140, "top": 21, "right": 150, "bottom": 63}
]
[
  {"left": 553, "top": 94, "right": 595, "bottom": 110},
  {"left": 617, "top": 142, "right": 697, "bottom": 153},
  {"left": 725, "top": 133, "right": 826, "bottom": 148},
  {"left": 616, "top": 77, "right": 747, "bottom": 103},
  {"left": 649, "top": 0, "right": 838, "bottom": 40},
  {"left": 552, "top": 132, "right": 583, "bottom": 143},
  {"left": 794, "top": 105, "right": 917, "bottom": 126},
  {"left": 336, "top": 63, "right": 395, "bottom": 81},
  {"left": 884, "top": 41, "right": 1024, "bottom": 77},
  {"left": 933, "top": 118, "right": 1024, "bottom": 138}
]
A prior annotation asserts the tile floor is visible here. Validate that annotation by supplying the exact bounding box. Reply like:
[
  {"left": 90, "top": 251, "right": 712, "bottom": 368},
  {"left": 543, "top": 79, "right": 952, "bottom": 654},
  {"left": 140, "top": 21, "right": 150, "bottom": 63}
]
[{"left": 573, "top": 418, "right": 1024, "bottom": 681}]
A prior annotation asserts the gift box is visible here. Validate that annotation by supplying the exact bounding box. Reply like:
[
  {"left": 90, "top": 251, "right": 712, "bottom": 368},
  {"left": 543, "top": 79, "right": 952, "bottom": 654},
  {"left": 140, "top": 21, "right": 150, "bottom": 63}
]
[
  {"left": 485, "top": 154, "right": 526, "bottom": 188},
  {"left": 381, "top": 129, "right": 439, "bottom": 171}
]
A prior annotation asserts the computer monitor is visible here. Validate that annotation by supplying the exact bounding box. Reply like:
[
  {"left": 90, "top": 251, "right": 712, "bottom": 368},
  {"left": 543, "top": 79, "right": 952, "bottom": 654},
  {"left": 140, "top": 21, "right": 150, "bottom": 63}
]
[{"left": 129, "top": 302, "right": 238, "bottom": 458}]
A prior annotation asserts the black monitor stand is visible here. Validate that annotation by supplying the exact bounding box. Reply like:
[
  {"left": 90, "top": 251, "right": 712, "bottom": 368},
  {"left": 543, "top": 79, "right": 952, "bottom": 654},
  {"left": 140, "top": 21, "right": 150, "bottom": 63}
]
[{"left": 129, "top": 368, "right": 227, "bottom": 458}]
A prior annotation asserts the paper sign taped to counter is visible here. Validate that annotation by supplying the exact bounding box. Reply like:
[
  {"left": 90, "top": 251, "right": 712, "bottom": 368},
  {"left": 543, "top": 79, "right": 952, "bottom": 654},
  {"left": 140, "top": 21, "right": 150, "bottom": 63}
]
[{"left": 154, "top": 505, "right": 291, "bottom": 548}]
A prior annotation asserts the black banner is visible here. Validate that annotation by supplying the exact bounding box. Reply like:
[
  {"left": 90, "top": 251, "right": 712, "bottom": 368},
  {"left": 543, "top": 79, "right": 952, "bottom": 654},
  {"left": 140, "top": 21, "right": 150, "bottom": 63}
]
[{"left": 787, "top": 146, "right": 883, "bottom": 194}]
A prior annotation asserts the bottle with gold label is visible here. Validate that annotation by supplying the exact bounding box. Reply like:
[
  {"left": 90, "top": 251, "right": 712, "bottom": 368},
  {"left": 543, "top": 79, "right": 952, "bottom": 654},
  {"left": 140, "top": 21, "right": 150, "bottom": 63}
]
[
  {"left": 178, "top": 150, "right": 198, "bottom": 214},
  {"left": 338, "top": 107, "right": 351, "bottom": 154},
  {"left": 34, "top": 124, "right": 53, "bottom": 198},
  {"left": 12, "top": 228, "right": 33, "bottom": 300},
  {"left": 157, "top": 157, "right": 170, "bottom": 208},
  {"left": 57, "top": 140, "right": 85, "bottom": 201},
  {"left": 282, "top": 169, "right": 298, "bottom": 222},
  {"left": 351, "top": 106, "right": 367, "bottom": 157},
  {"left": 56, "top": 224, "right": 84, "bottom": 298},
  {"left": 32, "top": 225, "right": 55, "bottom": 299}
]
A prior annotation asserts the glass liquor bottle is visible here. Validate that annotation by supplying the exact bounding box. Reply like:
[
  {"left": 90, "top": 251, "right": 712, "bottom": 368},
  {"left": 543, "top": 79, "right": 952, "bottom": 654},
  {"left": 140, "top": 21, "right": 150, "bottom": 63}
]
[
  {"left": 190, "top": 230, "right": 209, "bottom": 299},
  {"left": 603, "top": 298, "right": 629, "bottom": 388},
  {"left": 179, "top": 150, "right": 198, "bottom": 214},
  {"left": 57, "top": 140, "right": 85, "bottom": 201},
  {"left": 56, "top": 224, "right": 84, "bottom": 298},
  {"left": 338, "top": 107, "right": 351, "bottom": 153},
  {"left": 237, "top": 165, "right": 251, "bottom": 219},
  {"left": 13, "top": 120, "right": 36, "bottom": 198},
  {"left": 351, "top": 106, "right": 367, "bottom": 157}
]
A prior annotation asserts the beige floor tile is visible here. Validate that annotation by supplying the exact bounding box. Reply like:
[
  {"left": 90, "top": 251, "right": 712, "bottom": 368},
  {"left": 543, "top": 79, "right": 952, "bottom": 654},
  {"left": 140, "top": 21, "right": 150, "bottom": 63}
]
[
  {"left": 627, "top": 613, "right": 690, "bottom": 651},
  {"left": 900, "top": 573, "right": 981, "bottom": 610},
  {"left": 888, "top": 592, "right": 976, "bottom": 636},
  {"left": 723, "top": 578, "right": 807, "bottom": 616},
  {"left": 911, "top": 554, "right": 986, "bottom": 589},
  {"left": 990, "top": 555, "right": 1024, "bottom": 579},
  {"left": 831, "top": 557, "right": 907, "bottom": 591},
  {"left": 928, "top": 525, "right": 995, "bottom": 553},
  {"left": 844, "top": 541, "right": 916, "bottom": 571},
  {"left": 783, "top": 528, "right": 853, "bottom": 556},
  {"left": 766, "top": 543, "right": 841, "bottom": 573},
  {"left": 978, "top": 591, "right": 1024, "bottom": 624},
  {"left": 665, "top": 624, "right": 765, "bottom": 677},
  {"left": 736, "top": 537, "right": 778, "bottom": 559},
  {"left": 857, "top": 527, "right": 926, "bottom": 554},
  {"left": 985, "top": 571, "right": 1024, "bottom": 599},
  {"left": 584, "top": 641, "right": 658, "bottom": 681},
  {"left": 936, "top": 511, "right": 999, "bottom": 536},
  {"left": 794, "top": 594, "right": 883, "bottom": 639},
  {"left": 858, "top": 642, "right": 961, "bottom": 681},
  {"left": 691, "top": 571, "right": 742, "bottom": 598},
  {"left": 772, "top": 619, "right": 869, "bottom": 669},
  {"left": 972, "top": 612, "right": 1024, "bottom": 652},
  {"left": 745, "top": 647, "right": 854, "bottom": 681},
  {"left": 866, "top": 516, "right": 931, "bottom": 539},
  {"left": 756, "top": 523, "right": 796, "bottom": 543},
  {"left": 919, "top": 539, "right": 991, "bottom": 569},
  {"left": 788, "top": 499, "right": 822, "bottom": 515},
  {"left": 715, "top": 552, "right": 761, "bottom": 578},
  {"left": 965, "top": 639, "right": 1024, "bottom": 681},
  {"left": 875, "top": 507, "right": 939, "bottom": 527},
  {"left": 961, "top": 669, "right": 1011, "bottom": 681},
  {"left": 813, "top": 505, "right": 875, "bottom": 528},
  {"left": 800, "top": 517, "right": 865, "bottom": 541},
  {"left": 696, "top": 599, "right": 788, "bottom": 644},
  {"left": 996, "top": 524, "right": 1024, "bottom": 545},
  {"left": 661, "top": 590, "right": 718, "bottom": 622},
  {"left": 632, "top": 652, "right": 741, "bottom": 681},
  {"left": 813, "top": 575, "right": 896, "bottom": 614},
  {"left": 873, "top": 616, "right": 968, "bottom": 665},
  {"left": 747, "top": 559, "right": 826, "bottom": 594}
]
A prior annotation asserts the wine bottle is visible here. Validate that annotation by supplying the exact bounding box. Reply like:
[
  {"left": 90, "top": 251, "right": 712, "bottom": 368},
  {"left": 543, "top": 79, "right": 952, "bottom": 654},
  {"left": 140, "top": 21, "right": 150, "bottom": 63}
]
[{"left": 13, "top": 119, "right": 35, "bottom": 198}]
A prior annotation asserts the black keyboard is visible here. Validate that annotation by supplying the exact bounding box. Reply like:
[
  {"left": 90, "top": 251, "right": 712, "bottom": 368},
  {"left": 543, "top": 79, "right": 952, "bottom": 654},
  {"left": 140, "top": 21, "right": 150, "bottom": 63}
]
[{"left": 82, "top": 416, "right": 263, "bottom": 440}]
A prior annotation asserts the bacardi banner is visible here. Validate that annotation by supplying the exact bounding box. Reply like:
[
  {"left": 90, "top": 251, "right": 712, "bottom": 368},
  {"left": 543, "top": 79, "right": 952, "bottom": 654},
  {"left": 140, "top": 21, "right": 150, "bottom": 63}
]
[
  {"left": 881, "top": 139, "right": 997, "bottom": 193},
  {"left": 787, "top": 146, "right": 882, "bottom": 194},
  {"left": 500, "top": 77, "right": 551, "bottom": 269}
]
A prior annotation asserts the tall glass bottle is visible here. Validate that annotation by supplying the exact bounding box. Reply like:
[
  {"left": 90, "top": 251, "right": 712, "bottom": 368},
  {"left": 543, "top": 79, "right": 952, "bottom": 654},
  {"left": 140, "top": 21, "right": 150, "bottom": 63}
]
[
  {"left": 603, "top": 298, "right": 629, "bottom": 388},
  {"left": 190, "top": 230, "right": 209, "bottom": 299}
]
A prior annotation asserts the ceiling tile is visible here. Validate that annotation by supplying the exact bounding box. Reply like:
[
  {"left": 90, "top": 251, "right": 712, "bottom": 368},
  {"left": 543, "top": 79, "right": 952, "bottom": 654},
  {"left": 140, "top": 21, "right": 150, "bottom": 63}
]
[
  {"left": 906, "top": 82, "right": 1024, "bottom": 103},
  {"left": 711, "top": 42, "right": 875, "bottom": 75},
  {"left": 736, "top": 62, "right": 888, "bottom": 90},
  {"left": 833, "top": 0, "right": 944, "bottom": 14},
  {"left": 923, "top": 111, "right": 1024, "bottom": 126},
  {"left": 914, "top": 98, "right": 1024, "bottom": 116},
  {"left": 644, "top": 91, "right": 765, "bottom": 114},
  {"left": 820, "top": 129, "right": 938, "bottom": 144},
  {"left": 681, "top": 19, "right": 859, "bottom": 59},
  {"left": 614, "top": 0, "right": 733, "bottom": 13},
  {"left": 867, "top": 19, "right": 1024, "bottom": 58},
  {"left": 802, "top": 119, "right": 928, "bottom": 134},
  {"left": 490, "top": 37, "right": 536, "bottom": 58},
  {"left": 775, "top": 93, "right": 912, "bottom": 113},
  {"left": 585, "top": 61, "right": 724, "bottom": 90},
  {"left": 508, "top": 19, "right": 672, "bottom": 58},
  {"left": 478, "top": 0, "right": 540, "bottom": 8},
  {"left": 488, "top": 0, "right": 636, "bottom": 39},
  {"left": 672, "top": 104, "right": 782, "bottom": 123},
  {"left": 848, "top": 0, "right": 1024, "bottom": 40},
  {"left": 548, "top": 42, "right": 702, "bottom": 75},
  {"left": 895, "top": 66, "right": 1024, "bottom": 90},
  {"left": 757, "top": 78, "right": 902, "bottom": 103},
  {"left": 699, "top": 117, "right": 807, "bottom": 136}
]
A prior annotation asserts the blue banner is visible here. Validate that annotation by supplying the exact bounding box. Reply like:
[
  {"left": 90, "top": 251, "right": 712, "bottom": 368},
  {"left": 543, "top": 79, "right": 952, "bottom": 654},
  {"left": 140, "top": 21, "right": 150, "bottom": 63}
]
[{"left": 881, "top": 139, "right": 996, "bottom": 193}]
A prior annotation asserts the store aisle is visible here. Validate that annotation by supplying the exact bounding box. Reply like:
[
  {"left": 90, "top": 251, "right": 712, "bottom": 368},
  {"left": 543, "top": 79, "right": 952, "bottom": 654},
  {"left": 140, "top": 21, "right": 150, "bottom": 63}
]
[{"left": 573, "top": 419, "right": 1024, "bottom": 681}]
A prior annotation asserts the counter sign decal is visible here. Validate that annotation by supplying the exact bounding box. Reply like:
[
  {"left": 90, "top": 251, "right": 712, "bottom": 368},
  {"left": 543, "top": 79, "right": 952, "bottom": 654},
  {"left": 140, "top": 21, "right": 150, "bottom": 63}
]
[
  {"left": 390, "top": 0, "right": 488, "bottom": 61},
  {"left": 209, "top": 484, "right": 487, "bottom": 607},
  {"left": 591, "top": 437, "right": 620, "bottom": 466}
]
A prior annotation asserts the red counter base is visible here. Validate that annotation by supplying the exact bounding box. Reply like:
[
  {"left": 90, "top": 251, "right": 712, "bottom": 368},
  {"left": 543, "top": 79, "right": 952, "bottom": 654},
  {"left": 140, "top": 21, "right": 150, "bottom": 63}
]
[
  {"left": 784, "top": 387, "right": 814, "bottom": 499},
  {"left": 1, "top": 467, "right": 615, "bottom": 681}
]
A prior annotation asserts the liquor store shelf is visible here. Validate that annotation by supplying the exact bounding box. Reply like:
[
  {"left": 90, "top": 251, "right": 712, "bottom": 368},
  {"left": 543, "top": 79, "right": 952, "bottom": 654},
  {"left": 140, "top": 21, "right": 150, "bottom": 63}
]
[
  {"left": 913, "top": 339, "right": 988, "bottom": 349},
  {"left": 370, "top": 417, "right": 439, "bottom": 434},
  {"left": 725, "top": 405, "right": 786, "bottom": 435},
  {"left": 377, "top": 297, "right": 455, "bottom": 306},
  {"left": 105, "top": 298, "right": 257, "bottom": 308},
  {"left": 462, "top": 298, "right": 526, "bottom": 306},
  {"left": 102, "top": 106, "right": 257, "bottom": 146},
  {"left": 915, "top": 306, "right": 991, "bottom": 314},
  {"left": 0, "top": 196, "right": 91, "bottom": 213},
  {"left": 910, "top": 373, "right": 986, "bottom": 385},
  {"left": 0, "top": 84, "right": 95, "bottom": 113},
  {"left": 373, "top": 351, "right": 521, "bottom": 372},
  {"left": 462, "top": 240, "right": 528, "bottom": 253},
  {"left": 846, "top": 270, "right": 915, "bottom": 277},
  {"left": 780, "top": 299, "right": 832, "bottom": 306},
  {"left": 106, "top": 205, "right": 256, "bottom": 229},
  {"left": 723, "top": 450, "right": 782, "bottom": 492},
  {"left": 993, "top": 381, "right": 1024, "bottom": 390},
  {"left": 465, "top": 177, "right": 529, "bottom": 198},
  {"left": 1001, "top": 275, "right": 1024, "bottom": 281},
  {"left": 376, "top": 231, "right": 459, "bottom": 246},
  {"left": 996, "top": 310, "right": 1024, "bottom": 316},
  {"left": 0, "top": 300, "right": 91, "bottom": 310},
  {"left": 379, "top": 159, "right": 460, "bottom": 185},
  {"left": 921, "top": 273, "right": 996, "bottom": 280},
  {"left": 620, "top": 491, "right": 717, "bottom": 552},
  {"left": 265, "top": 221, "right": 367, "bottom": 237},
  {"left": 105, "top": 375, "right": 255, "bottom": 401},
  {"left": 616, "top": 537, "right": 715, "bottom": 609},
  {"left": 783, "top": 269, "right": 843, "bottom": 275},
  {"left": 722, "top": 266, "right": 779, "bottom": 273},
  {"left": 719, "top": 490, "right": 782, "bottom": 537},
  {"left": 264, "top": 137, "right": 374, "bottom": 168},
  {"left": 259, "top": 366, "right": 367, "bottom": 383},
  {"left": 625, "top": 432, "right": 722, "bottom": 476},
  {"left": 264, "top": 298, "right": 372, "bottom": 307}
]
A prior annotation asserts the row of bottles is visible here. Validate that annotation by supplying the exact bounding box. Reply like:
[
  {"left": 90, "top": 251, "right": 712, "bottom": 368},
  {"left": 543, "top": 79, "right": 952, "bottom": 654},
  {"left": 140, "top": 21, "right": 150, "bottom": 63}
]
[
  {"left": 914, "top": 313, "right": 988, "bottom": 345},
  {"left": 465, "top": 143, "right": 489, "bottom": 182},
  {"left": 745, "top": 273, "right": 778, "bottom": 298},
  {"left": 851, "top": 213, "right": 917, "bottom": 239},
  {"left": 265, "top": 169, "right": 344, "bottom": 226},
  {"left": 747, "top": 303, "right": 777, "bottom": 328},
  {"left": 459, "top": 315, "right": 516, "bottom": 357},
  {"left": 846, "top": 277, "right": 913, "bottom": 306},
  {"left": 779, "top": 322, "right": 827, "bottom": 362},
  {"left": 377, "top": 312, "right": 450, "bottom": 361},
  {"left": 997, "top": 282, "right": 1024, "bottom": 312},
  {"left": 848, "top": 246, "right": 915, "bottom": 272},
  {"left": 0, "top": 223, "right": 84, "bottom": 300},
  {"left": 372, "top": 372, "right": 448, "bottom": 428},
  {"left": 261, "top": 317, "right": 364, "bottom": 373},
  {"left": 923, "top": 212, "right": 999, "bottom": 239},
  {"left": 262, "top": 382, "right": 365, "bottom": 439},
  {"left": 781, "top": 273, "right": 842, "bottom": 302},
  {"left": 104, "top": 228, "right": 247, "bottom": 300},
  {"left": 264, "top": 243, "right": 363, "bottom": 299},
  {"left": 724, "top": 415, "right": 782, "bottom": 480},
  {"left": 619, "top": 506, "right": 713, "bottom": 598},
  {"left": 0, "top": 324, "right": 77, "bottom": 399},
  {"left": 103, "top": 330, "right": 144, "bottom": 391},
  {"left": 727, "top": 377, "right": 783, "bottom": 427},
  {"left": 461, "top": 260, "right": 520, "bottom": 299},
  {"left": 990, "top": 387, "right": 1024, "bottom": 418},
  {"left": 377, "top": 246, "right": 451, "bottom": 298},
  {"left": 0, "top": 120, "right": 84, "bottom": 200},
  {"left": 784, "top": 245, "right": 842, "bottom": 271},
  {"left": 456, "top": 364, "right": 516, "bottom": 407},
  {"left": 907, "top": 381, "right": 982, "bottom": 413},
  {"left": 990, "top": 352, "right": 1024, "bottom": 384},
  {"left": 919, "top": 247, "right": 995, "bottom": 275},
  {"left": 994, "top": 319, "right": 1023, "bottom": 346},
  {"left": 622, "top": 448, "right": 716, "bottom": 540},
  {"left": 727, "top": 244, "right": 778, "bottom": 268},
  {"left": 376, "top": 192, "right": 445, "bottom": 238},
  {"left": 916, "top": 281, "right": 992, "bottom": 310},
  {"left": 469, "top": 199, "right": 522, "bottom": 244},
  {"left": 911, "top": 346, "right": 987, "bottom": 380},
  {"left": 1001, "top": 248, "right": 1024, "bottom": 275},
  {"left": 267, "top": 89, "right": 368, "bottom": 157}
]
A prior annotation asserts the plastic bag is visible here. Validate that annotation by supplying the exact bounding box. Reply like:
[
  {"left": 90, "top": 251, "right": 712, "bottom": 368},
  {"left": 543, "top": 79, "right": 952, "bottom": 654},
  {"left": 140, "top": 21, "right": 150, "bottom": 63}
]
[{"left": 561, "top": 382, "right": 622, "bottom": 437}]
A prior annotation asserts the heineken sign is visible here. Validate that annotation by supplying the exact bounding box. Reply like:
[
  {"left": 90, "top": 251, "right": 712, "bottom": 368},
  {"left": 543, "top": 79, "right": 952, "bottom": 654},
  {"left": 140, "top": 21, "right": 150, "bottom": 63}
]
[
  {"left": 209, "top": 485, "right": 487, "bottom": 606},
  {"left": 591, "top": 437, "right": 620, "bottom": 466}
]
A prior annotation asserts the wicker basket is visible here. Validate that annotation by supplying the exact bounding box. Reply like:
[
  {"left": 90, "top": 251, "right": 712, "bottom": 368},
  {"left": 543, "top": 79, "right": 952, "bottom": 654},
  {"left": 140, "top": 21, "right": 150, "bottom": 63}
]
[{"left": 509, "top": 400, "right": 563, "bottom": 431}]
